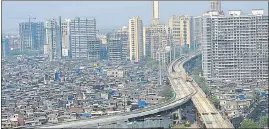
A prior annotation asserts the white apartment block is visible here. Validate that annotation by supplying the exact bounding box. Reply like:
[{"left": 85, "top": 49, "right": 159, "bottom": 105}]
[
  {"left": 128, "top": 16, "right": 143, "bottom": 62},
  {"left": 152, "top": 1, "right": 160, "bottom": 25},
  {"left": 202, "top": 9, "right": 268, "bottom": 83},
  {"left": 61, "top": 19, "right": 71, "bottom": 58},
  {"left": 70, "top": 17, "right": 97, "bottom": 60}
]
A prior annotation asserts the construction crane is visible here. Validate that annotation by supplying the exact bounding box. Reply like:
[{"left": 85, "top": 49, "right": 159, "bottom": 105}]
[
  {"left": 8, "top": 15, "right": 36, "bottom": 22},
  {"left": 8, "top": 15, "right": 36, "bottom": 50}
]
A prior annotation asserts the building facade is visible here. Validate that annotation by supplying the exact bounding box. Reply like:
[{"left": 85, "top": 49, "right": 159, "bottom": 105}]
[
  {"left": 107, "top": 37, "right": 123, "bottom": 61},
  {"left": 19, "top": 22, "right": 37, "bottom": 51},
  {"left": 61, "top": 19, "right": 71, "bottom": 58},
  {"left": 2, "top": 39, "right": 9, "bottom": 57},
  {"left": 190, "top": 16, "right": 203, "bottom": 50},
  {"left": 36, "top": 22, "right": 46, "bottom": 50},
  {"left": 45, "top": 18, "right": 62, "bottom": 61},
  {"left": 117, "top": 26, "right": 129, "bottom": 60},
  {"left": 70, "top": 17, "right": 97, "bottom": 60},
  {"left": 87, "top": 40, "right": 100, "bottom": 61},
  {"left": 128, "top": 16, "right": 143, "bottom": 62},
  {"left": 143, "top": 24, "right": 170, "bottom": 60},
  {"left": 19, "top": 22, "right": 45, "bottom": 51},
  {"left": 201, "top": 10, "right": 268, "bottom": 82},
  {"left": 100, "top": 44, "right": 108, "bottom": 60},
  {"left": 152, "top": 1, "right": 160, "bottom": 25},
  {"left": 168, "top": 15, "right": 191, "bottom": 48}
]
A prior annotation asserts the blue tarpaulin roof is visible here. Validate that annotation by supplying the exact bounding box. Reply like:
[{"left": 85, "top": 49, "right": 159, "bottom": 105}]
[
  {"left": 55, "top": 72, "right": 59, "bottom": 80},
  {"left": 7, "top": 85, "right": 13, "bottom": 88},
  {"left": 80, "top": 113, "right": 91, "bottom": 117},
  {"left": 138, "top": 100, "right": 146, "bottom": 108},
  {"left": 261, "top": 92, "right": 267, "bottom": 97},
  {"left": 136, "top": 81, "right": 147, "bottom": 85},
  {"left": 68, "top": 96, "right": 73, "bottom": 101},
  {"left": 239, "top": 95, "right": 245, "bottom": 100},
  {"left": 76, "top": 69, "right": 81, "bottom": 73}
]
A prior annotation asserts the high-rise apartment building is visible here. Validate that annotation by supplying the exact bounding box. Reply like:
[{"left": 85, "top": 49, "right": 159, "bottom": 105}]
[
  {"left": 143, "top": 0, "right": 172, "bottom": 62},
  {"left": 100, "top": 44, "right": 108, "bottom": 60},
  {"left": 117, "top": 26, "right": 129, "bottom": 60},
  {"left": 70, "top": 17, "right": 97, "bottom": 60},
  {"left": 207, "top": 0, "right": 224, "bottom": 15},
  {"left": 128, "top": 16, "right": 143, "bottom": 62},
  {"left": 36, "top": 22, "right": 46, "bottom": 50},
  {"left": 2, "top": 39, "right": 9, "bottom": 58},
  {"left": 152, "top": 1, "right": 160, "bottom": 25},
  {"left": 106, "top": 26, "right": 128, "bottom": 61},
  {"left": 201, "top": 9, "right": 268, "bottom": 82},
  {"left": 210, "top": 1, "right": 221, "bottom": 12},
  {"left": 168, "top": 15, "right": 191, "bottom": 57},
  {"left": 45, "top": 18, "right": 62, "bottom": 61},
  {"left": 87, "top": 40, "right": 100, "bottom": 60},
  {"left": 143, "top": 24, "right": 170, "bottom": 60},
  {"left": 168, "top": 15, "right": 191, "bottom": 47},
  {"left": 143, "top": 27, "right": 151, "bottom": 58},
  {"left": 19, "top": 22, "right": 46, "bottom": 51},
  {"left": 190, "top": 16, "right": 202, "bottom": 50},
  {"left": 61, "top": 19, "right": 71, "bottom": 58},
  {"left": 107, "top": 38, "right": 122, "bottom": 61},
  {"left": 19, "top": 22, "right": 37, "bottom": 51}
]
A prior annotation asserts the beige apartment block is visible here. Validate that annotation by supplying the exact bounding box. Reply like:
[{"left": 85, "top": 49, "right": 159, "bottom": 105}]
[
  {"left": 128, "top": 16, "right": 143, "bottom": 62},
  {"left": 168, "top": 15, "right": 191, "bottom": 47}
]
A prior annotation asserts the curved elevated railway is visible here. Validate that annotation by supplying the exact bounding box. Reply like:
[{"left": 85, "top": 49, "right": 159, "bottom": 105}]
[{"left": 40, "top": 53, "right": 233, "bottom": 128}]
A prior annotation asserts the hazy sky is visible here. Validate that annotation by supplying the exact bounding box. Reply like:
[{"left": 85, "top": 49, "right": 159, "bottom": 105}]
[{"left": 2, "top": 1, "right": 268, "bottom": 33}]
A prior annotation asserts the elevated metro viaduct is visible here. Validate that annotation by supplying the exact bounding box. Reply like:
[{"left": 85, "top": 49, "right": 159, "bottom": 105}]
[{"left": 39, "top": 53, "right": 233, "bottom": 128}]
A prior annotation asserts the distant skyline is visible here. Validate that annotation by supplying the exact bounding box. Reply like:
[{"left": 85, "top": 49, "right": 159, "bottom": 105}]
[{"left": 2, "top": 1, "right": 268, "bottom": 33}]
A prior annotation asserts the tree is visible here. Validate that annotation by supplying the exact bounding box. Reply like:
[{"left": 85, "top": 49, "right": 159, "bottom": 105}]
[
  {"left": 210, "top": 96, "right": 221, "bottom": 109},
  {"left": 192, "top": 75, "right": 210, "bottom": 95},
  {"left": 127, "top": 100, "right": 132, "bottom": 105},
  {"left": 159, "top": 86, "right": 174, "bottom": 99},
  {"left": 258, "top": 116, "right": 268, "bottom": 128},
  {"left": 240, "top": 120, "right": 259, "bottom": 128}
]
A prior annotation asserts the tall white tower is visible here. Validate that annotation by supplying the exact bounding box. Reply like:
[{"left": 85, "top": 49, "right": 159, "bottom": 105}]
[
  {"left": 152, "top": 1, "right": 160, "bottom": 25},
  {"left": 128, "top": 16, "right": 143, "bottom": 62},
  {"left": 210, "top": 0, "right": 221, "bottom": 12}
]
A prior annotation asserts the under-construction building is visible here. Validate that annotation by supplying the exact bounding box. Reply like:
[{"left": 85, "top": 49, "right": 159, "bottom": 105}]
[
  {"left": 19, "top": 22, "right": 45, "bottom": 51},
  {"left": 202, "top": 9, "right": 268, "bottom": 83},
  {"left": 70, "top": 17, "right": 97, "bottom": 60}
]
